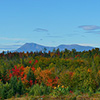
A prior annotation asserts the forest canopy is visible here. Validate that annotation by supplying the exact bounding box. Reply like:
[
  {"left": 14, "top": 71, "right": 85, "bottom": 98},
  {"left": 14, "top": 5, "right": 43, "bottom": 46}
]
[{"left": 0, "top": 48, "right": 100, "bottom": 99}]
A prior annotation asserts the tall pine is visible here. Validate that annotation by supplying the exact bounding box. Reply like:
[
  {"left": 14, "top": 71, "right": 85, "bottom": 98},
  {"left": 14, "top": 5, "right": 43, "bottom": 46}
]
[{"left": 17, "top": 77, "right": 25, "bottom": 95}]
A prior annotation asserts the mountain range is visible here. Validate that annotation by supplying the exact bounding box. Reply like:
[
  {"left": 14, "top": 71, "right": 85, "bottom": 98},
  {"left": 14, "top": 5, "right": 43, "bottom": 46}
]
[{"left": 15, "top": 43, "right": 95, "bottom": 52}]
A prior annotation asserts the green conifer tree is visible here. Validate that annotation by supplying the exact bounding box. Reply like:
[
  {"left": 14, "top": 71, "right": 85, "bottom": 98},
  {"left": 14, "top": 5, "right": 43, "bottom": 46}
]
[
  {"left": 10, "top": 76, "right": 17, "bottom": 96},
  {"left": 17, "top": 77, "right": 24, "bottom": 95}
]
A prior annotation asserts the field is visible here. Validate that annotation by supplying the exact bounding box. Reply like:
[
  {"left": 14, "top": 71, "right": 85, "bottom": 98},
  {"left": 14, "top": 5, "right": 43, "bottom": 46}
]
[{"left": 0, "top": 48, "right": 100, "bottom": 99}]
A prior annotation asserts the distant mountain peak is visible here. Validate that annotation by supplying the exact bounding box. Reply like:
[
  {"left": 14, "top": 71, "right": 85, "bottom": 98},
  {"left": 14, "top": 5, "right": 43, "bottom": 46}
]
[{"left": 15, "top": 42, "right": 95, "bottom": 52}]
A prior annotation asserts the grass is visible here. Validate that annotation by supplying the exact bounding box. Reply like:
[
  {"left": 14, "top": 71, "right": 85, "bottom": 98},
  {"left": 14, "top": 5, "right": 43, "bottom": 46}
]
[{"left": 5, "top": 93, "right": 100, "bottom": 100}]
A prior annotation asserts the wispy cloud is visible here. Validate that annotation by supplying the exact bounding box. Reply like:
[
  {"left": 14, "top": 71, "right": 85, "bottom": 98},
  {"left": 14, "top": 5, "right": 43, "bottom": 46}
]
[
  {"left": 0, "top": 37, "right": 26, "bottom": 41},
  {"left": 15, "top": 41, "right": 21, "bottom": 43},
  {"left": 86, "top": 30, "right": 100, "bottom": 34},
  {"left": 0, "top": 44, "right": 22, "bottom": 51},
  {"left": 46, "top": 35, "right": 63, "bottom": 38},
  {"left": 65, "top": 33, "right": 78, "bottom": 37},
  {"left": 78, "top": 25, "right": 100, "bottom": 30},
  {"left": 33, "top": 28, "right": 48, "bottom": 32},
  {"left": 78, "top": 43, "right": 99, "bottom": 47},
  {"left": 78, "top": 43, "right": 95, "bottom": 46},
  {"left": 0, "top": 42, "right": 25, "bottom": 52}
]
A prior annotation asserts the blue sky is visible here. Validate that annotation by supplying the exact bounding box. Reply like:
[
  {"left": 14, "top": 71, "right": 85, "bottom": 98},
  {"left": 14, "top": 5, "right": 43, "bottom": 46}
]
[{"left": 0, "top": 0, "right": 100, "bottom": 51}]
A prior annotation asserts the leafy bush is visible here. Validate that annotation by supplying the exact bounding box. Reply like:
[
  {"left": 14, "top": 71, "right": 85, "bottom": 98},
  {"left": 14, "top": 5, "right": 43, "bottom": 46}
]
[
  {"left": 50, "top": 85, "right": 70, "bottom": 96},
  {"left": 7, "top": 88, "right": 14, "bottom": 99},
  {"left": 29, "top": 83, "right": 52, "bottom": 96}
]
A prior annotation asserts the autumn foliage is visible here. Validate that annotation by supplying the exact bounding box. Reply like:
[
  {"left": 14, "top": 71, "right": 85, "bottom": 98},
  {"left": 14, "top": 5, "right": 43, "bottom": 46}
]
[{"left": 0, "top": 48, "right": 100, "bottom": 99}]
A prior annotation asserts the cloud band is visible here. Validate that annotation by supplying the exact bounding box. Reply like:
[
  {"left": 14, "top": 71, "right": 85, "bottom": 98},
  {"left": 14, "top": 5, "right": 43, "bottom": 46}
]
[{"left": 78, "top": 25, "right": 100, "bottom": 30}]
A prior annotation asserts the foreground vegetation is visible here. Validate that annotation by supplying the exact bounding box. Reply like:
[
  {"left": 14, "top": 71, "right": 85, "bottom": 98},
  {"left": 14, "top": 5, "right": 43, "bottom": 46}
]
[{"left": 0, "top": 48, "right": 100, "bottom": 99}]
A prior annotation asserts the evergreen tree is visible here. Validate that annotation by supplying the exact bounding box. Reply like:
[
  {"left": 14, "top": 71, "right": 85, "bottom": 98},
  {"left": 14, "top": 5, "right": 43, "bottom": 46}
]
[
  {"left": 27, "top": 68, "right": 35, "bottom": 84},
  {"left": 2, "top": 82, "right": 10, "bottom": 99},
  {"left": 27, "top": 68, "right": 31, "bottom": 81},
  {"left": 2, "top": 85, "right": 7, "bottom": 99},
  {"left": 17, "top": 77, "right": 24, "bottom": 95},
  {"left": 2, "top": 67, "right": 7, "bottom": 84},
  {"left": 10, "top": 76, "right": 17, "bottom": 96}
]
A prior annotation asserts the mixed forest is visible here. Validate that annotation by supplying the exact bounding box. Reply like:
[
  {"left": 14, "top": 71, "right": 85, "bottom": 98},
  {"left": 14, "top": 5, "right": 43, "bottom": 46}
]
[{"left": 0, "top": 48, "right": 100, "bottom": 99}]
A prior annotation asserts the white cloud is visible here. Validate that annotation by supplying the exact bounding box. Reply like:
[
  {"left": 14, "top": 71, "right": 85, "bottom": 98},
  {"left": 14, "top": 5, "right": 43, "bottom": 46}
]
[
  {"left": 79, "top": 25, "right": 100, "bottom": 30},
  {"left": 78, "top": 43, "right": 96, "bottom": 47}
]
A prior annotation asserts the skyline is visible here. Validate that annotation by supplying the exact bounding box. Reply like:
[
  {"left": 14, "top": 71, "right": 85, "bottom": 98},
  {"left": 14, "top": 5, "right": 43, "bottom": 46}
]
[{"left": 0, "top": 0, "right": 100, "bottom": 51}]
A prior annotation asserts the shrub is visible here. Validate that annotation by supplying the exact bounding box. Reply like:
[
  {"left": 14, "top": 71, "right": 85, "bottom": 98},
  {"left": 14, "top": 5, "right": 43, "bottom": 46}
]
[
  {"left": 7, "top": 88, "right": 14, "bottom": 99},
  {"left": 29, "top": 83, "right": 52, "bottom": 96},
  {"left": 50, "top": 85, "right": 70, "bottom": 96}
]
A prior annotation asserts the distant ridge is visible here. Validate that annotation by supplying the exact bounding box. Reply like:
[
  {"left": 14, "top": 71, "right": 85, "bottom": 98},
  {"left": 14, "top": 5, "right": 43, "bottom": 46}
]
[{"left": 15, "top": 43, "right": 95, "bottom": 52}]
